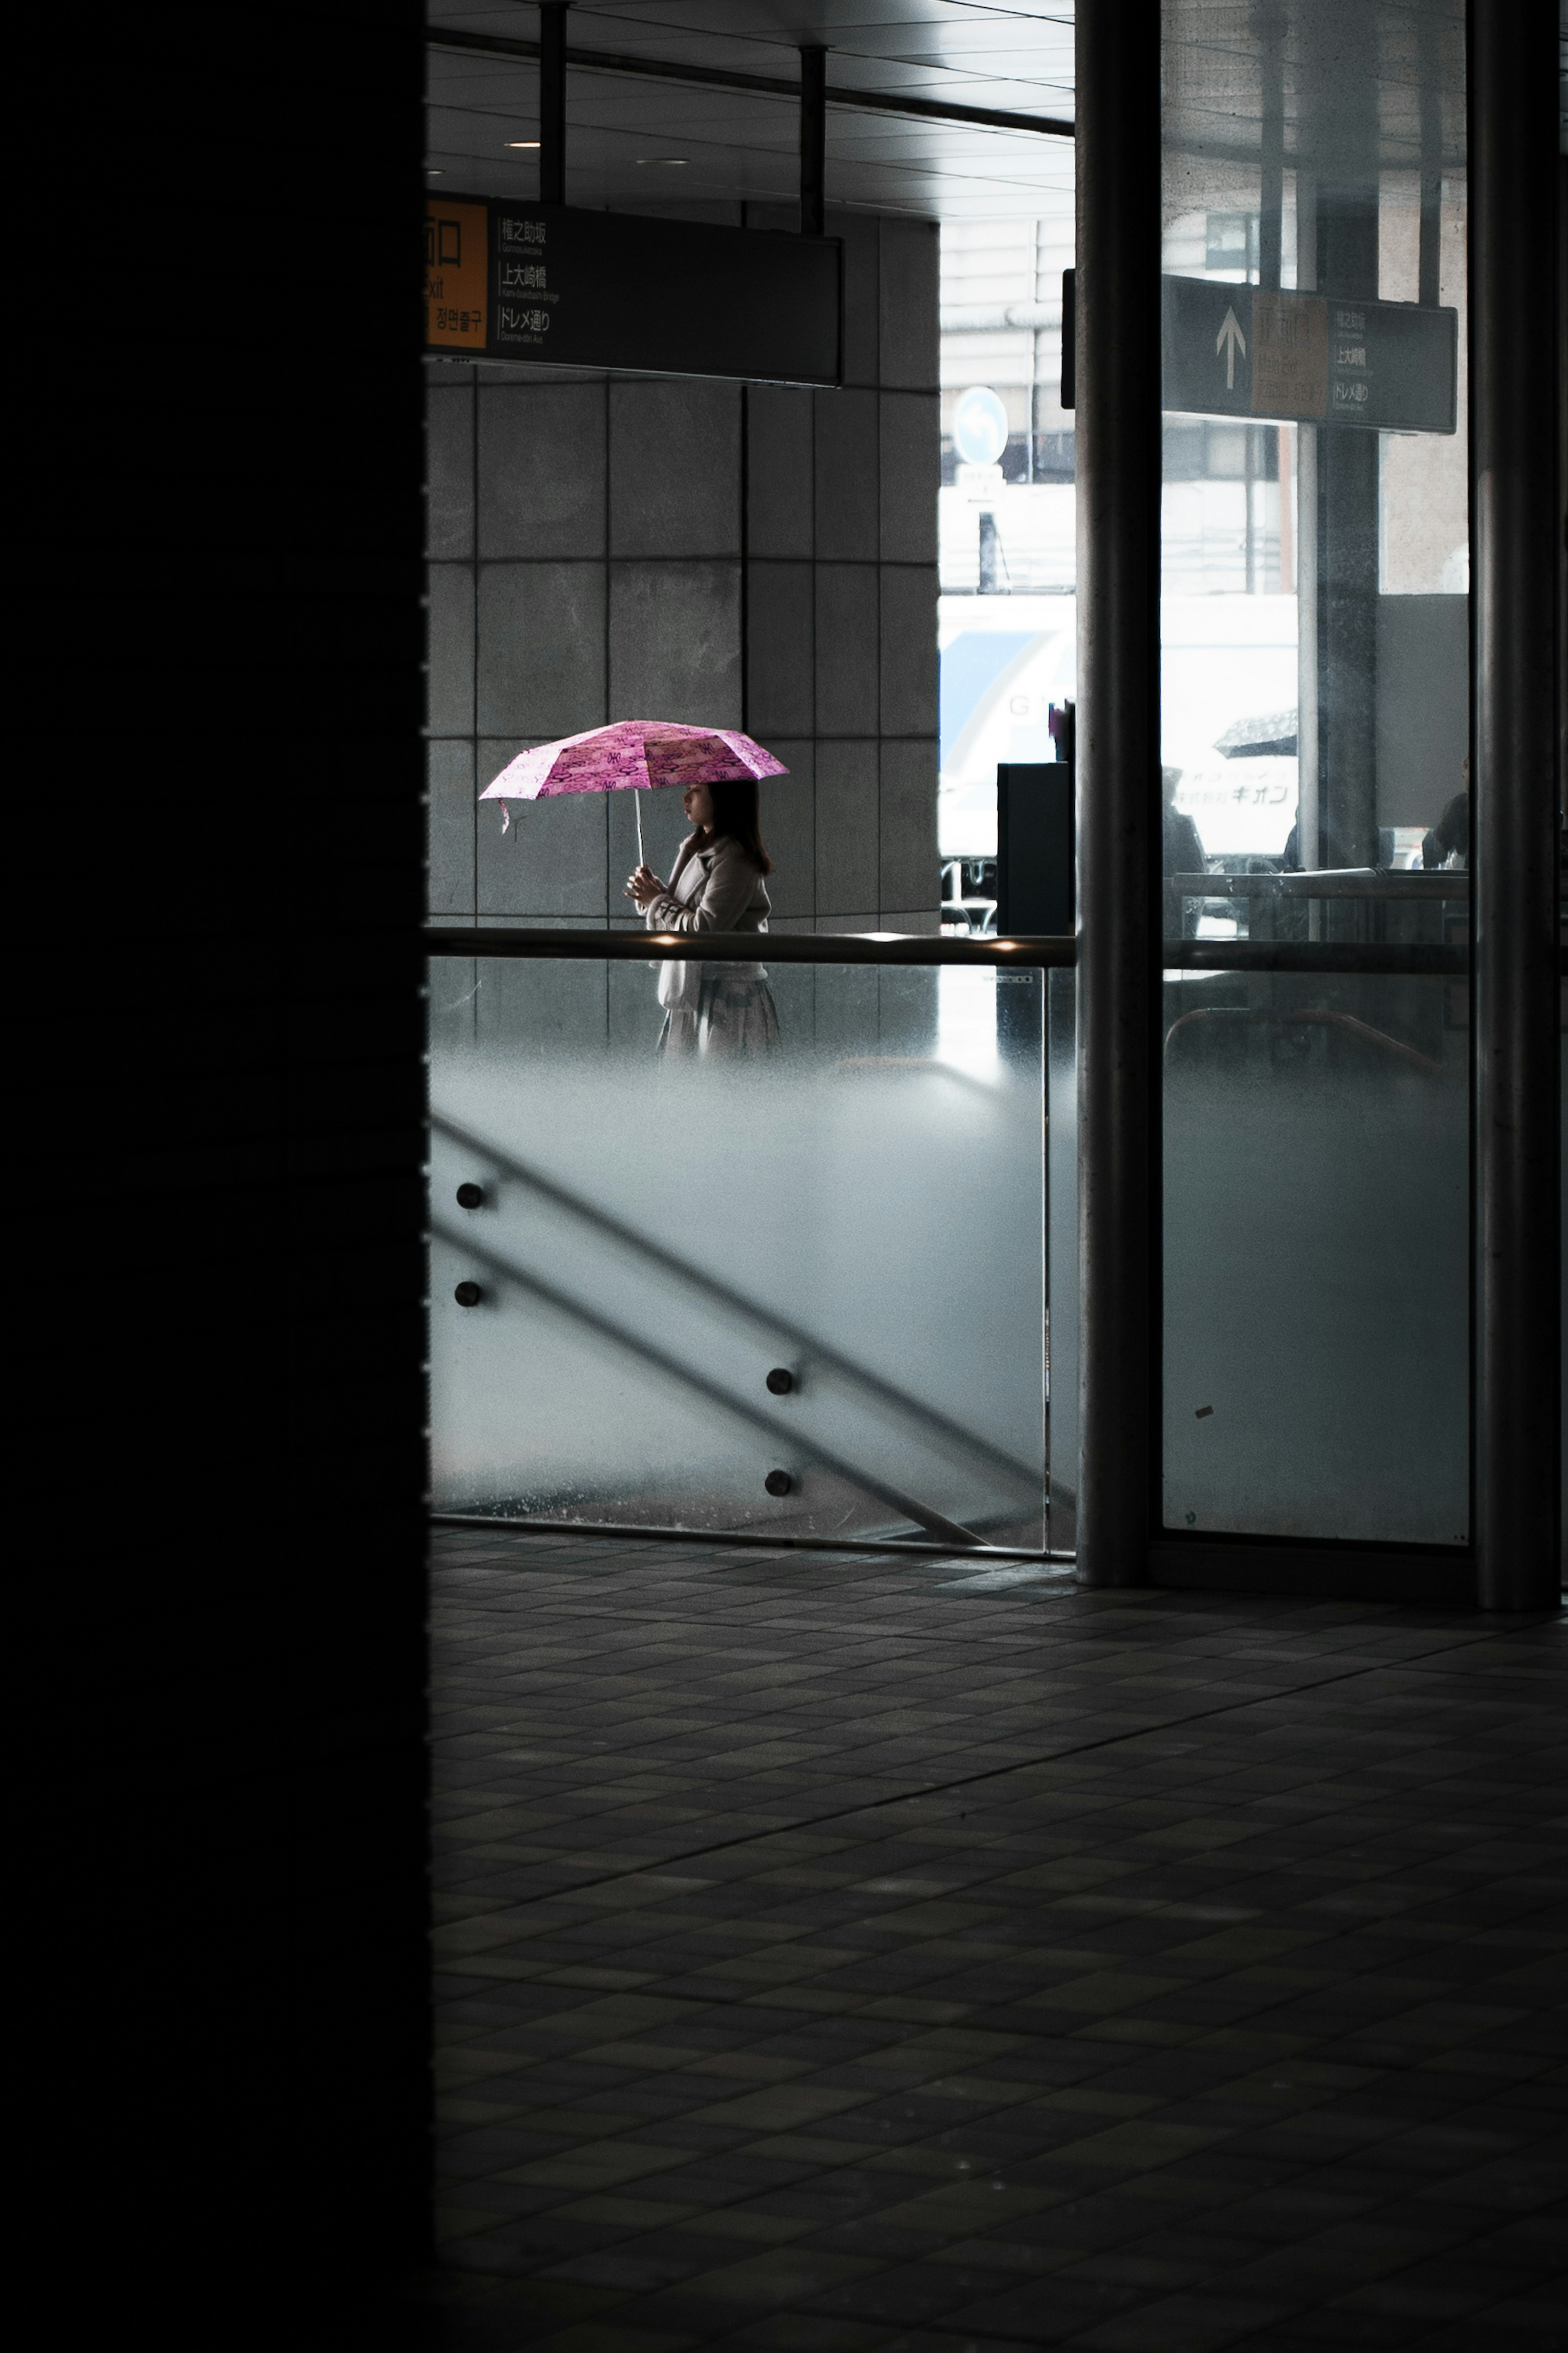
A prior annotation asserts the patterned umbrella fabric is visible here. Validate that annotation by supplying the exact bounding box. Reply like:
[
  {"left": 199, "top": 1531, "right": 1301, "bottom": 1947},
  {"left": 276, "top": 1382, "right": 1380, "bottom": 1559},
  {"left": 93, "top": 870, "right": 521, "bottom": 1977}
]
[{"left": 481, "top": 720, "right": 787, "bottom": 833}]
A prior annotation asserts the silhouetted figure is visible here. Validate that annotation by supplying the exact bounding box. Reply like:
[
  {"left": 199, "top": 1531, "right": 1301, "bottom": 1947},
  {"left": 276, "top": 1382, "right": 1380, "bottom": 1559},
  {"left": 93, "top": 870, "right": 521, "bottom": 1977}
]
[
  {"left": 1162, "top": 767, "right": 1207, "bottom": 939},
  {"left": 1422, "top": 755, "right": 1470, "bottom": 870}
]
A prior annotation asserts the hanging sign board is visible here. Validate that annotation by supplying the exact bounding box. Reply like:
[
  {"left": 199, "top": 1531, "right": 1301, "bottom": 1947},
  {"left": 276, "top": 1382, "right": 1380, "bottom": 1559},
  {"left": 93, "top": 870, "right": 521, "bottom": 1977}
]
[
  {"left": 1161, "top": 276, "right": 1457, "bottom": 433},
  {"left": 423, "top": 196, "right": 842, "bottom": 387},
  {"left": 424, "top": 199, "right": 489, "bottom": 351}
]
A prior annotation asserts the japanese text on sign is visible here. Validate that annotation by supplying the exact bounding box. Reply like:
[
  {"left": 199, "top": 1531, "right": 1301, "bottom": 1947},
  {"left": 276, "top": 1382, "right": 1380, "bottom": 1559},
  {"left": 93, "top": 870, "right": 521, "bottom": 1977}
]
[{"left": 424, "top": 199, "right": 488, "bottom": 350}]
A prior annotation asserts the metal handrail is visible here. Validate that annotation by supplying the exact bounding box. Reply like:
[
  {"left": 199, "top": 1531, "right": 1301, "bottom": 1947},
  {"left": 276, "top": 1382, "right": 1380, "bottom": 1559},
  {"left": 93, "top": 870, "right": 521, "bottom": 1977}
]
[
  {"left": 1164, "top": 941, "right": 1467, "bottom": 974},
  {"left": 1170, "top": 868, "right": 1468, "bottom": 900},
  {"left": 423, "top": 926, "right": 1076, "bottom": 967}
]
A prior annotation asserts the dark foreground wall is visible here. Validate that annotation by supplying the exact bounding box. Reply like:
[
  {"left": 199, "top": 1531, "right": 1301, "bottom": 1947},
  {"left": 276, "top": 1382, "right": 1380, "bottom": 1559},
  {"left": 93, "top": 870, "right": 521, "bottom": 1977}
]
[{"left": 19, "top": 4, "right": 430, "bottom": 2326}]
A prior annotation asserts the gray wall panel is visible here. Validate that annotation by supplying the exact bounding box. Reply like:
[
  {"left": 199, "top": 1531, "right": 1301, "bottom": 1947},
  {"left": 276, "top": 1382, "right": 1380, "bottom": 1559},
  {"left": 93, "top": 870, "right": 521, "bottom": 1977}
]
[
  {"left": 477, "top": 562, "right": 606, "bottom": 738},
  {"left": 610, "top": 379, "right": 741, "bottom": 557},
  {"left": 759, "top": 742, "right": 815, "bottom": 922},
  {"left": 815, "top": 739, "right": 880, "bottom": 914},
  {"left": 477, "top": 754, "right": 608, "bottom": 918},
  {"left": 425, "top": 384, "right": 474, "bottom": 561},
  {"left": 878, "top": 219, "right": 941, "bottom": 393},
  {"left": 880, "top": 565, "right": 940, "bottom": 737},
  {"left": 610, "top": 560, "right": 742, "bottom": 727},
  {"left": 815, "top": 564, "right": 880, "bottom": 738},
  {"left": 477, "top": 384, "right": 607, "bottom": 560},
  {"left": 426, "top": 562, "right": 474, "bottom": 737},
  {"left": 427, "top": 737, "right": 476, "bottom": 916},
  {"left": 746, "top": 385, "right": 814, "bottom": 558},
  {"left": 814, "top": 387, "right": 880, "bottom": 561},
  {"left": 746, "top": 561, "right": 815, "bottom": 738},
  {"left": 880, "top": 393, "right": 939, "bottom": 564},
  {"left": 879, "top": 738, "right": 940, "bottom": 914}
]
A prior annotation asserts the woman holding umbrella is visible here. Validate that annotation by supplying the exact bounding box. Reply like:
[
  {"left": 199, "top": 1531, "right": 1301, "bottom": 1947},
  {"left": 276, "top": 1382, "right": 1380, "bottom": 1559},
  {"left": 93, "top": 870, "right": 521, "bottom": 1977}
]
[
  {"left": 626, "top": 770, "right": 781, "bottom": 1058},
  {"left": 481, "top": 717, "right": 787, "bottom": 1060}
]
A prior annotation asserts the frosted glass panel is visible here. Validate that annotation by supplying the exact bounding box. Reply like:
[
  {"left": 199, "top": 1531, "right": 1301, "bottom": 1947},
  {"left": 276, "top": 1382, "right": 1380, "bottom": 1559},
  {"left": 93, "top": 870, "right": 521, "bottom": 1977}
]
[
  {"left": 1046, "top": 968, "right": 1078, "bottom": 1554},
  {"left": 429, "top": 957, "right": 1046, "bottom": 1546},
  {"left": 1163, "top": 971, "right": 1466, "bottom": 1543}
]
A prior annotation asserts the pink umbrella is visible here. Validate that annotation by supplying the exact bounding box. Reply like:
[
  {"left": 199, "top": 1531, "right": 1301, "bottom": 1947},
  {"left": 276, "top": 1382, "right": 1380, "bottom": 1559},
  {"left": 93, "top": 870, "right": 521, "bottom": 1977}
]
[{"left": 481, "top": 720, "right": 788, "bottom": 862}]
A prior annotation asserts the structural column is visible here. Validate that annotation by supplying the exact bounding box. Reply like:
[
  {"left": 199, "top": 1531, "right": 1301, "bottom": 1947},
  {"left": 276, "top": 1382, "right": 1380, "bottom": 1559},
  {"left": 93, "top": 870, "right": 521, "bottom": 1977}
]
[
  {"left": 1471, "top": 0, "right": 1561, "bottom": 1607},
  {"left": 1074, "top": 1, "right": 1162, "bottom": 1585}
]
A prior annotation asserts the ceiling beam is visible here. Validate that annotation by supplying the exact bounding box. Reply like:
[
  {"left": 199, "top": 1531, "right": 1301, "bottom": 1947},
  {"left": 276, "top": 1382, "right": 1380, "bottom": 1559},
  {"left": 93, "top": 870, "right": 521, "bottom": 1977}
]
[{"left": 428, "top": 27, "right": 1076, "bottom": 141}]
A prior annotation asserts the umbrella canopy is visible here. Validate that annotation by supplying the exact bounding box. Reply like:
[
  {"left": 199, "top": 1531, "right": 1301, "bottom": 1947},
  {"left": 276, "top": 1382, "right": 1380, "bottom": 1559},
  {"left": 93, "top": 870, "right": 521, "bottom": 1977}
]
[
  {"left": 1214, "top": 709, "right": 1298, "bottom": 759},
  {"left": 481, "top": 720, "right": 788, "bottom": 811}
]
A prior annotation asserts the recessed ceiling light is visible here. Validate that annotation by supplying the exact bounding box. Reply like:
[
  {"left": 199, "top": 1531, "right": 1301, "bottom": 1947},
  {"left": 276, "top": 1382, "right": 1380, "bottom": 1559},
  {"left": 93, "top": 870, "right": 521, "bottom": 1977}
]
[
  {"left": 507, "top": 140, "right": 540, "bottom": 149},
  {"left": 426, "top": 166, "right": 444, "bottom": 175},
  {"left": 635, "top": 157, "right": 689, "bottom": 167}
]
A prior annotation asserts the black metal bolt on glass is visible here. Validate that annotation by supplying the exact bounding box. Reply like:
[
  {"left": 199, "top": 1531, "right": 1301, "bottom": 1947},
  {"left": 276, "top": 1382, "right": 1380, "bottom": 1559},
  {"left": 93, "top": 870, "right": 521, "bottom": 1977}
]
[
  {"left": 764, "top": 1469, "right": 794, "bottom": 1497},
  {"left": 454, "top": 1281, "right": 483, "bottom": 1308},
  {"left": 766, "top": 1368, "right": 795, "bottom": 1395},
  {"left": 455, "top": 1183, "right": 485, "bottom": 1210}
]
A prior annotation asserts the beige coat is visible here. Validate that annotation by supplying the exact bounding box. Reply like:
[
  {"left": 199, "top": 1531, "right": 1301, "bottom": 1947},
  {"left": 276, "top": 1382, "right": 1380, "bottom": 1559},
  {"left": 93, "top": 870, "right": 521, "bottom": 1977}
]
[{"left": 645, "top": 831, "right": 770, "bottom": 1011}]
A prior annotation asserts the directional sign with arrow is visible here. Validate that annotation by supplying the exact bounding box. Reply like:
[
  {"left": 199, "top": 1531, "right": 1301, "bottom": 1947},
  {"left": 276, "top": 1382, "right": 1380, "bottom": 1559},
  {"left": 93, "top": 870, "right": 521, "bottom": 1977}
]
[
  {"left": 1162, "top": 275, "right": 1457, "bottom": 433},
  {"left": 1216, "top": 305, "right": 1246, "bottom": 390}
]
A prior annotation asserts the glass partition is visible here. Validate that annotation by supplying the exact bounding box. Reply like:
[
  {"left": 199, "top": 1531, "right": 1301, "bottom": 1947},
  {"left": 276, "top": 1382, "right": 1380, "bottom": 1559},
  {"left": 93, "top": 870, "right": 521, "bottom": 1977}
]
[
  {"left": 1164, "top": 967, "right": 1467, "bottom": 1543},
  {"left": 428, "top": 955, "right": 1047, "bottom": 1548},
  {"left": 1161, "top": 1, "right": 1469, "bottom": 947},
  {"left": 1160, "top": 0, "right": 1470, "bottom": 1552}
]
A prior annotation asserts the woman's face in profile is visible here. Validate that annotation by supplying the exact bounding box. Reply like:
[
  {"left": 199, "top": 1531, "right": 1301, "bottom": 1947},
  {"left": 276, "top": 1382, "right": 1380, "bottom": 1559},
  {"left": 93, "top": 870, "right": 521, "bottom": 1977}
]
[{"left": 683, "top": 781, "right": 715, "bottom": 830}]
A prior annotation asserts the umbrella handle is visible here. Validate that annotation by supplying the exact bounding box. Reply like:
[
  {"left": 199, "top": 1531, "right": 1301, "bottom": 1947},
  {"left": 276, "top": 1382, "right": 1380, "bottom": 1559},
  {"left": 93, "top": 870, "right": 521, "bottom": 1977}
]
[{"left": 635, "top": 787, "right": 645, "bottom": 867}]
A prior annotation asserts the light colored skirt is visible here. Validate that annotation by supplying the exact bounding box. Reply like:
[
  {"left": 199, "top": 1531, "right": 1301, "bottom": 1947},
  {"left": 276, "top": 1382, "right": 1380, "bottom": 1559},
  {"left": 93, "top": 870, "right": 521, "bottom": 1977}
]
[{"left": 658, "top": 966, "right": 781, "bottom": 1059}]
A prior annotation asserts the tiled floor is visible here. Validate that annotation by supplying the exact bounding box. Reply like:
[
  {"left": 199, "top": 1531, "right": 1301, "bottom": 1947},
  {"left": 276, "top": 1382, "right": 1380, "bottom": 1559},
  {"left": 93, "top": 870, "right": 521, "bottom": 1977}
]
[{"left": 421, "top": 1528, "right": 1566, "bottom": 2351}]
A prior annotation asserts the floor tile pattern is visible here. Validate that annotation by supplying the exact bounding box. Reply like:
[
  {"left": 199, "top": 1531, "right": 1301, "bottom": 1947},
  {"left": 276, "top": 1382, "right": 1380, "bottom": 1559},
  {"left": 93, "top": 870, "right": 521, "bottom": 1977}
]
[{"left": 421, "top": 1529, "right": 1566, "bottom": 2351}]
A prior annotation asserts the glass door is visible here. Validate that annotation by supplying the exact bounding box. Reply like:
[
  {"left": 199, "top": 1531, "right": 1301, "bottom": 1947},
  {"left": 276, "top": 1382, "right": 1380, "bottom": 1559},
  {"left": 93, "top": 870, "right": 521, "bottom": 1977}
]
[{"left": 1158, "top": 0, "right": 1471, "bottom": 1552}]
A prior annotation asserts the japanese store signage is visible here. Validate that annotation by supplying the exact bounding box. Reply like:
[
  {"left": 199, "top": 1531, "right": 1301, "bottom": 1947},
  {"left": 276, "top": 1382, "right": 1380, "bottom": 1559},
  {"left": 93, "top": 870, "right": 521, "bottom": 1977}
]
[
  {"left": 424, "top": 200, "right": 488, "bottom": 350},
  {"left": 1162, "top": 276, "right": 1457, "bottom": 433},
  {"left": 423, "top": 198, "right": 842, "bottom": 387}
]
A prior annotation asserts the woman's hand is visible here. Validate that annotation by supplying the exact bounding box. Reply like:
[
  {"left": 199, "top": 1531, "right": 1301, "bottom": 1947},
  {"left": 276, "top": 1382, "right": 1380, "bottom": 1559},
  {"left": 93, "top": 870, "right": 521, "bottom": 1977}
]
[{"left": 624, "top": 863, "right": 664, "bottom": 911}]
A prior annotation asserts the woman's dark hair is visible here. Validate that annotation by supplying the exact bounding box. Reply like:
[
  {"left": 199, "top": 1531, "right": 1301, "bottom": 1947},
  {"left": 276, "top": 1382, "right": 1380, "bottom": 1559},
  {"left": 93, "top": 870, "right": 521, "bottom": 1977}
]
[{"left": 704, "top": 774, "right": 773, "bottom": 874}]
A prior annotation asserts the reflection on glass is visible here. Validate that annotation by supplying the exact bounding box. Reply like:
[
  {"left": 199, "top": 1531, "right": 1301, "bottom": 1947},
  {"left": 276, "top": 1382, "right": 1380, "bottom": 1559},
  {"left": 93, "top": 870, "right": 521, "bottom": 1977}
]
[
  {"left": 428, "top": 958, "right": 1046, "bottom": 1548},
  {"left": 1161, "top": 0, "right": 1470, "bottom": 1549},
  {"left": 1164, "top": 972, "right": 1467, "bottom": 1544},
  {"left": 1161, "top": 0, "right": 1469, "bottom": 944}
]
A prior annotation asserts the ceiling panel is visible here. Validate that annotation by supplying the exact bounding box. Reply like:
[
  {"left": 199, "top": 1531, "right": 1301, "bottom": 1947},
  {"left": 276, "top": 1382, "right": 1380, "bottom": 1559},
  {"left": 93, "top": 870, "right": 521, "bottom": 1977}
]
[{"left": 426, "top": 0, "right": 1077, "bottom": 219}]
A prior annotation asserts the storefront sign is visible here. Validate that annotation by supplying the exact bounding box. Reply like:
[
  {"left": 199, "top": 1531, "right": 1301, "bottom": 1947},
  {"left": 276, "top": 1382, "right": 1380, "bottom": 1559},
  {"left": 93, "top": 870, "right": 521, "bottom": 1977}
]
[
  {"left": 424, "top": 199, "right": 489, "bottom": 351},
  {"left": 424, "top": 197, "right": 842, "bottom": 387},
  {"left": 1162, "top": 276, "right": 1457, "bottom": 432}
]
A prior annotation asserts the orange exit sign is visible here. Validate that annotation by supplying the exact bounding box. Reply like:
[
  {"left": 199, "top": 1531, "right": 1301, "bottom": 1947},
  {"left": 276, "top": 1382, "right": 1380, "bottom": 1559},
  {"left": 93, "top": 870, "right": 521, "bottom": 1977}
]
[{"left": 424, "top": 200, "right": 487, "bottom": 350}]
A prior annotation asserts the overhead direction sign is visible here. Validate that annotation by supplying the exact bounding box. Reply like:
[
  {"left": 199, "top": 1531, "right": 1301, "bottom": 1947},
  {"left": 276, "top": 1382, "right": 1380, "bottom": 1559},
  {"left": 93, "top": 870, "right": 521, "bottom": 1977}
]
[
  {"left": 490, "top": 205, "right": 842, "bottom": 385},
  {"left": 1162, "top": 276, "right": 1457, "bottom": 433},
  {"left": 421, "top": 196, "right": 842, "bottom": 388}
]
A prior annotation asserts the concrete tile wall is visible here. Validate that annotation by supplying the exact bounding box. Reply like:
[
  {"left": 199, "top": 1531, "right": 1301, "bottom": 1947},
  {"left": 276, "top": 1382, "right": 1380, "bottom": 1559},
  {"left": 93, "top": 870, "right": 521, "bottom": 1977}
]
[{"left": 424, "top": 208, "right": 938, "bottom": 931}]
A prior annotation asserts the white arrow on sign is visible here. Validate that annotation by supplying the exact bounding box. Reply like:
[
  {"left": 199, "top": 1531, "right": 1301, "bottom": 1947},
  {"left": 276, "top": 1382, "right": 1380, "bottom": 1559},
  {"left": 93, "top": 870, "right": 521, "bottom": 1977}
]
[{"left": 1216, "top": 306, "right": 1246, "bottom": 390}]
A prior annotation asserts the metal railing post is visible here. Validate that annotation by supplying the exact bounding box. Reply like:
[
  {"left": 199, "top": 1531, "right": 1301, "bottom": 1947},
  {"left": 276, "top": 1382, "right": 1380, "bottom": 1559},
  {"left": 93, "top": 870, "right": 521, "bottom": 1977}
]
[
  {"left": 1073, "top": 2, "right": 1162, "bottom": 1587},
  {"left": 1470, "top": 0, "right": 1562, "bottom": 1608}
]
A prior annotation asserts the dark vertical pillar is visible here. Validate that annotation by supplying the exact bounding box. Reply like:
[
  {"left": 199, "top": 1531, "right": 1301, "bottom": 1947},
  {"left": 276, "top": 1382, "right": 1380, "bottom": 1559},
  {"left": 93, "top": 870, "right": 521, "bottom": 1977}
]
[
  {"left": 1418, "top": 7, "right": 1444, "bottom": 309},
  {"left": 1074, "top": 0, "right": 1161, "bottom": 1587},
  {"left": 20, "top": 0, "right": 429, "bottom": 2329},
  {"left": 1471, "top": 0, "right": 1561, "bottom": 1608},
  {"left": 1256, "top": 0, "right": 1285, "bottom": 292},
  {"left": 1314, "top": 172, "right": 1380, "bottom": 875},
  {"left": 800, "top": 45, "right": 827, "bottom": 237},
  {"left": 540, "top": 1, "right": 569, "bottom": 205}
]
